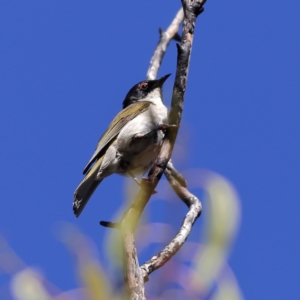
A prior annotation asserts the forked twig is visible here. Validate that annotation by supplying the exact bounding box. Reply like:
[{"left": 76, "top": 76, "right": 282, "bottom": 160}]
[
  {"left": 103, "top": 1, "right": 207, "bottom": 299},
  {"left": 147, "top": 8, "right": 184, "bottom": 80},
  {"left": 122, "top": 1, "right": 206, "bottom": 298},
  {"left": 141, "top": 168, "right": 202, "bottom": 280}
]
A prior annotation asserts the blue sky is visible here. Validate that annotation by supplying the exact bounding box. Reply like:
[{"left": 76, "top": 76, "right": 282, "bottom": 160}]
[{"left": 1, "top": 0, "right": 300, "bottom": 299}]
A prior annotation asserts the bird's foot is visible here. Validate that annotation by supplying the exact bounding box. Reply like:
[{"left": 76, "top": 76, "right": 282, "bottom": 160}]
[
  {"left": 129, "top": 173, "right": 157, "bottom": 195},
  {"left": 157, "top": 123, "right": 178, "bottom": 132},
  {"left": 133, "top": 177, "right": 157, "bottom": 195}
]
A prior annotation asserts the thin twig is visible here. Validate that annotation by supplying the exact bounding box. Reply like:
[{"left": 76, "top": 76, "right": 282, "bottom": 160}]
[
  {"left": 118, "top": 9, "right": 186, "bottom": 299},
  {"left": 140, "top": 168, "right": 202, "bottom": 279},
  {"left": 147, "top": 8, "right": 184, "bottom": 80},
  {"left": 140, "top": 1, "right": 205, "bottom": 281},
  {"left": 145, "top": 8, "right": 187, "bottom": 190}
]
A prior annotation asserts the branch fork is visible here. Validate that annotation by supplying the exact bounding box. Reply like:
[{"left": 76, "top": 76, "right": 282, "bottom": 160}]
[{"left": 101, "top": 1, "right": 207, "bottom": 298}]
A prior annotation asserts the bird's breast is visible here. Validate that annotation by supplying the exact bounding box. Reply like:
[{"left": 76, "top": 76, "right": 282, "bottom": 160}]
[
  {"left": 116, "top": 102, "right": 168, "bottom": 176},
  {"left": 124, "top": 129, "right": 165, "bottom": 175}
]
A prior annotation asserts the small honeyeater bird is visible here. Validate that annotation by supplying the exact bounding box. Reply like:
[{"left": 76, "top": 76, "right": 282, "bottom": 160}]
[{"left": 73, "top": 74, "right": 171, "bottom": 217}]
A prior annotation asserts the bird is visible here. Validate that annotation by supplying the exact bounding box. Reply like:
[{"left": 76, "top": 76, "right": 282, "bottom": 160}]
[{"left": 73, "top": 74, "right": 171, "bottom": 217}]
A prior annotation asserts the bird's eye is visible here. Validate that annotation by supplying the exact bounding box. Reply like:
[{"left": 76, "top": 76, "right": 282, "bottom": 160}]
[{"left": 139, "top": 82, "right": 148, "bottom": 90}]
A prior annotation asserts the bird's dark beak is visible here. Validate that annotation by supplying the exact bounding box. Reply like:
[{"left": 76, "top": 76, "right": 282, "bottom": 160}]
[{"left": 156, "top": 74, "right": 171, "bottom": 87}]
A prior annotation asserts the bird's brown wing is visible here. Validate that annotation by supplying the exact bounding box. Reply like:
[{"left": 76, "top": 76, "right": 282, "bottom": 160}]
[{"left": 83, "top": 101, "right": 151, "bottom": 174}]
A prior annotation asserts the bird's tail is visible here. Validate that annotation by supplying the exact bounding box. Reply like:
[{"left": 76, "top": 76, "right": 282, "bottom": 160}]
[{"left": 73, "top": 157, "right": 104, "bottom": 217}]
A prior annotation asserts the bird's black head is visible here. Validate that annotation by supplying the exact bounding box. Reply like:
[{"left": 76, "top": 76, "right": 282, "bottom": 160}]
[{"left": 122, "top": 74, "right": 171, "bottom": 109}]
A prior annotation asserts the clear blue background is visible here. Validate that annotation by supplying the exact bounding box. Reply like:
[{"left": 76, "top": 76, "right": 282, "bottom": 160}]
[{"left": 1, "top": 0, "right": 299, "bottom": 299}]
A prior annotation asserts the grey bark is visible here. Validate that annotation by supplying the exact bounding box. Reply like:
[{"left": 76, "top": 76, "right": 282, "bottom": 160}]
[{"left": 120, "top": 1, "right": 206, "bottom": 299}]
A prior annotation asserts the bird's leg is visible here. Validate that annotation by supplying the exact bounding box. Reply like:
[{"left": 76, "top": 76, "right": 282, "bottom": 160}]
[
  {"left": 156, "top": 123, "right": 178, "bottom": 132},
  {"left": 128, "top": 171, "right": 142, "bottom": 186},
  {"left": 128, "top": 171, "right": 157, "bottom": 194}
]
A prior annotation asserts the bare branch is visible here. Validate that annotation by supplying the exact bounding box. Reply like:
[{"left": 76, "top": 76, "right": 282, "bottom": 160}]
[
  {"left": 122, "top": 230, "right": 145, "bottom": 300},
  {"left": 120, "top": 1, "right": 206, "bottom": 296},
  {"left": 138, "top": 0, "right": 206, "bottom": 281},
  {"left": 166, "top": 159, "right": 187, "bottom": 187},
  {"left": 116, "top": 1, "right": 206, "bottom": 298},
  {"left": 140, "top": 168, "right": 202, "bottom": 279},
  {"left": 147, "top": 8, "right": 184, "bottom": 80}
]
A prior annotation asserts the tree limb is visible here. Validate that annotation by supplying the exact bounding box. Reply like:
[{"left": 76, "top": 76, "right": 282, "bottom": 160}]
[
  {"left": 144, "top": 0, "right": 205, "bottom": 239},
  {"left": 119, "top": 1, "right": 206, "bottom": 298},
  {"left": 100, "top": 1, "right": 206, "bottom": 298},
  {"left": 147, "top": 8, "right": 184, "bottom": 80},
  {"left": 140, "top": 168, "right": 202, "bottom": 280}
]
